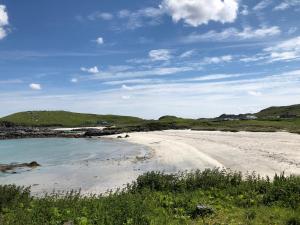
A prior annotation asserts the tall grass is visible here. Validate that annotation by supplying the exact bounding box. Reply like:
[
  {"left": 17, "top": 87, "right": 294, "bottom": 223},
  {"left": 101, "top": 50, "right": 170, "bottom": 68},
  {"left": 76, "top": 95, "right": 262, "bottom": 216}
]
[{"left": 1, "top": 169, "right": 299, "bottom": 225}]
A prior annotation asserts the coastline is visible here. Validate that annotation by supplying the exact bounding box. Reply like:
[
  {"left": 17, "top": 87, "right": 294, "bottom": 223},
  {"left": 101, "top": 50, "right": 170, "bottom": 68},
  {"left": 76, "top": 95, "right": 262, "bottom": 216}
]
[
  {"left": 103, "top": 130, "right": 300, "bottom": 177},
  {"left": 1, "top": 129, "right": 300, "bottom": 195}
]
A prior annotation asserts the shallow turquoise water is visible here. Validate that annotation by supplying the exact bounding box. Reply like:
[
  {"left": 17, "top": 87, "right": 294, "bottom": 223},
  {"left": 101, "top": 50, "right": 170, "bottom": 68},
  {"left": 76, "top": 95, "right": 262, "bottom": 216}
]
[
  {"left": 0, "top": 138, "right": 150, "bottom": 194},
  {"left": 0, "top": 138, "right": 141, "bottom": 166}
]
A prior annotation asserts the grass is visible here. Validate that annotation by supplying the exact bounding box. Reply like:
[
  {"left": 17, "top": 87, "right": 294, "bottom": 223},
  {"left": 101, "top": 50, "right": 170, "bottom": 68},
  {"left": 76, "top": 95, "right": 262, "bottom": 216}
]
[
  {"left": 1, "top": 169, "right": 299, "bottom": 225},
  {"left": 103, "top": 117, "right": 300, "bottom": 135},
  {"left": 255, "top": 104, "right": 300, "bottom": 118},
  {"left": 2, "top": 109, "right": 300, "bottom": 134},
  {"left": 1, "top": 111, "right": 144, "bottom": 127}
]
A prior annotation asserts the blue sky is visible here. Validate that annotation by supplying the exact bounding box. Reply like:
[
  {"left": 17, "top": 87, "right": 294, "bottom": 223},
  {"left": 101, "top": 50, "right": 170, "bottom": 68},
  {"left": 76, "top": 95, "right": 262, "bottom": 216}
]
[{"left": 0, "top": 0, "right": 300, "bottom": 118}]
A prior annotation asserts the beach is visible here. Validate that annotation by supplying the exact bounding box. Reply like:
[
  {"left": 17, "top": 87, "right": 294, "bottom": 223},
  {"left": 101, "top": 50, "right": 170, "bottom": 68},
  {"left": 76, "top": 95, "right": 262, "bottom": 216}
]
[
  {"left": 1, "top": 130, "right": 299, "bottom": 195},
  {"left": 104, "top": 130, "right": 300, "bottom": 177}
]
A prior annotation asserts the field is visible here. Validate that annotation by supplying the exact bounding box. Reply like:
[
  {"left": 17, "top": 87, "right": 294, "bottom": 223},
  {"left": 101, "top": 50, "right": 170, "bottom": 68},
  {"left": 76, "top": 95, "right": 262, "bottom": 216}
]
[
  {"left": 1, "top": 109, "right": 300, "bottom": 135},
  {"left": 0, "top": 111, "right": 144, "bottom": 127},
  {"left": 0, "top": 169, "right": 299, "bottom": 225}
]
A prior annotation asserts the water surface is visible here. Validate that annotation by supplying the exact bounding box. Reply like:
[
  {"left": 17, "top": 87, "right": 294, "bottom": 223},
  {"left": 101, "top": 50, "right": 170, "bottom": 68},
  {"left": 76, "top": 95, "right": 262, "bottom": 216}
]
[{"left": 0, "top": 138, "right": 150, "bottom": 195}]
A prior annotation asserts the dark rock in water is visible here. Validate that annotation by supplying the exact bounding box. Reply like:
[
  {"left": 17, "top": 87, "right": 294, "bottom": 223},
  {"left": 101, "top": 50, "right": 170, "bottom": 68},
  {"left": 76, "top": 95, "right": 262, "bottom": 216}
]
[
  {"left": 28, "top": 161, "right": 40, "bottom": 167},
  {"left": 84, "top": 128, "right": 122, "bottom": 137},
  {"left": 117, "top": 135, "right": 122, "bottom": 138},
  {"left": 0, "top": 161, "right": 41, "bottom": 173},
  {"left": 192, "top": 204, "right": 214, "bottom": 218},
  {"left": 0, "top": 125, "right": 85, "bottom": 139},
  {"left": 125, "top": 134, "right": 130, "bottom": 138}
]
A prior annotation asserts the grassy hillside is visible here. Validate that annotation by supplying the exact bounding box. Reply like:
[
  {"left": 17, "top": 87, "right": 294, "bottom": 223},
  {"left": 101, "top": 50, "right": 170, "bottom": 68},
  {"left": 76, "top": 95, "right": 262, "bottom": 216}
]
[
  {"left": 2, "top": 104, "right": 300, "bottom": 133},
  {"left": 1, "top": 111, "right": 144, "bottom": 127},
  {"left": 256, "top": 104, "right": 300, "bottom": 118},
  {"left": 1, "top": 169, "right": 299, "bottom": 225}
]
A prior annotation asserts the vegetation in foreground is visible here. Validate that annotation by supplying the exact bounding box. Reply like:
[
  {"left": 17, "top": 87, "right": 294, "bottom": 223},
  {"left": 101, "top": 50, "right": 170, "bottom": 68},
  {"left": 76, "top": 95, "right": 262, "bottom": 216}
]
[{"left": 1, "top": 169, "right": 300, "bottom": 225}]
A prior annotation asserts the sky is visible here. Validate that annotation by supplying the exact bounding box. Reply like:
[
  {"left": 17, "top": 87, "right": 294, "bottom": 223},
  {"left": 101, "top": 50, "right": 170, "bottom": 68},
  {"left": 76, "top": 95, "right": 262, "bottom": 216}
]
[{"left": 0, "top": 0, "right": 300, "bottom": 119}]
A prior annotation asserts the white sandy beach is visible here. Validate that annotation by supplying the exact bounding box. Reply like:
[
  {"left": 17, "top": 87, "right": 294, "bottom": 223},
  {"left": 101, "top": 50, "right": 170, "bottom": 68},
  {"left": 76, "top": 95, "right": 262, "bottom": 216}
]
[
  {"left": 1, "top": 130, "right": 299, "bottom": 195},
  {"left": 104, "top": 130, "right": 300, "bottom": 177}
]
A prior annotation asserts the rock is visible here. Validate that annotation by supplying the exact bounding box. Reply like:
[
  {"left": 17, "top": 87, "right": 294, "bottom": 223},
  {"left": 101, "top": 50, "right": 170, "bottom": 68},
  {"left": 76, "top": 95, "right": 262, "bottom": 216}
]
[
  {"left": 192, "top": 204, "right": 214, "bottom": 218},
  {"left": 125, "top": 134, "right": 130, "bottom": 138},
  {"left": 28, "top": 161, "right": 40, "bottom": 167},
  {"left": 84, "top": 128, "right": 122, "bottom": 137},
  {"left": 117, "top": 136, "right": 122, "bottom": 139},
  {"left": 0, "top": 161, "right": 41, "bottom": 173},
  {"left": 0, "top": 125, "right": 87, "bottom": 140}
]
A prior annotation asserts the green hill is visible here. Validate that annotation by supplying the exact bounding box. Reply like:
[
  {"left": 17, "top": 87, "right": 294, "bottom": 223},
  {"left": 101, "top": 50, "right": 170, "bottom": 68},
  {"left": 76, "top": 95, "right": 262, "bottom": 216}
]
[
  {"left": 1, "top": 111, "right": 144, "bottom": 127},
  {"left": 256, "top": 104, "right": 300, "bottom": 118}
]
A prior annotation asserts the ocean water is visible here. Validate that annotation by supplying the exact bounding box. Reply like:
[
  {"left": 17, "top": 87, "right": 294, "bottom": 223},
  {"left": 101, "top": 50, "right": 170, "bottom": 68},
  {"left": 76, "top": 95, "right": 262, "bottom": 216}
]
[{"left": 0, "top": 138, "right": 151, "bottom": 195}]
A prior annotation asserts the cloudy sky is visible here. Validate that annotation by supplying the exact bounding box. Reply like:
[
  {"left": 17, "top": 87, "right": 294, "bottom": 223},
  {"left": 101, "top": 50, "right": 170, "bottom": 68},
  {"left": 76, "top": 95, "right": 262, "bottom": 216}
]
[{"left": 0, "top": 0, "right": 300, "bottom": 118}]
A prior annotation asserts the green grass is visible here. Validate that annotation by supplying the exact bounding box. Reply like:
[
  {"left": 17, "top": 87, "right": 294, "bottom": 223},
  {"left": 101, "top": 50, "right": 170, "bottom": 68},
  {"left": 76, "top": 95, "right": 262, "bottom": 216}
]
[
  {"left": 255, "top": 104, "right": 300, "bottom": 118},
  {"left": 192, "top": 118, "right": 300, "bottom": 133},
  {"left": 1, "top": 111, "right": 144, "bottom": 127},
  {"left": 1, "top": 169, "right": 299, "bottom": 225},
  {"left": 2, "top": 108, "right": 300, "bottom": 134}
]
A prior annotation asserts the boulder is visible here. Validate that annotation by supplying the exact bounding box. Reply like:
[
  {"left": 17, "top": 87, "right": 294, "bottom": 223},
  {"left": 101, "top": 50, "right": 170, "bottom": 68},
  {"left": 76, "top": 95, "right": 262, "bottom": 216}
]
[
  {"left": 0, "top": 161, "right": 41, "bottom": 173},
  {"left": 192, "top": 204, "right": 214, "bottom": 218}
]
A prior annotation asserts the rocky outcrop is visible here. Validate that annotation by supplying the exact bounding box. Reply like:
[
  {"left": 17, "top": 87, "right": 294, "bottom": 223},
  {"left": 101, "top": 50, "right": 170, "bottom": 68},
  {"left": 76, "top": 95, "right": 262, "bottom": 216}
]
[
  {"left": 84, "top": 122, "right": 185, "bottom": 137},
  {"left": 0, "top": 126, "right": 84, "bottom": 140},
  {"left": 0, "top": 161, "right": 41, "bottom": 173},
  {"left": 84, "top": 128, "right": 123, "bottom": 137}
]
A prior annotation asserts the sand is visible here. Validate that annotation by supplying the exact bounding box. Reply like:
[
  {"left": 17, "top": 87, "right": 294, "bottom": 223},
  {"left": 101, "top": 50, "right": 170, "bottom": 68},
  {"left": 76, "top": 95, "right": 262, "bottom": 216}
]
[
  {"left": 2, "top": 130, "right": 299, "bottom": 195},
  {"left": 53, "top": 126, "right": 106, "bottom": 131},
  {"left": 104, "top": 130, "right": 300, "bottom": 177}
]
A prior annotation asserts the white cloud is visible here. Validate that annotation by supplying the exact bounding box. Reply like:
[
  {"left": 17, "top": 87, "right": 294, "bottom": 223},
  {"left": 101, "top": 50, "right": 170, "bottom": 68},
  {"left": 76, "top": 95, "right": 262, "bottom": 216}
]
[
  {"left": 264, "top": 36, "right": 300, "bottom": 62},
  {"left": 96, "top": 37, "right": 104, "bottom": 45},
  {"left": 253, "top": 0, "right": 272, "bottom": 11},
  {"left": 248, "top": 90, "right": 262, "bottom": 97},
  {"left": 122, "top": 84, "right": 133, "bottom": 90},
  {"left": 3, "top": 70, "right": 300, "bottom": 118},
  {"left": 29, "top": 83, "right": 42, "bottom": 90},
  {"left": 0, "top": 79, "right": 22, "bottom": 84},
  {"left": 183, "top": 26, "right": 281, "bottom": 43},
  {"left": 274, "top": 0, "right": 300, "bottom": 11},
  {"left": 180, "top": 50, "right": 196, "bottom": 58},
  {"left": 86, "top": 65, "right": 195, "bottom": 82},
  {"left": 121, "top": 95, "right": 131, "bottom": 100},
  {"left": 161, "top": 0, "right": 239, "bottom": 27},
  {"left": 240, "top": 54, "right": 268, "bottom": 63},
  {"left": 203, "top": 55, "right": 233, "bottom": 64},
  {"left": 237, "top": 27, "right": 281, "bottom": 39},
  {"left": 117, "top": 7, "right": 165, "bottom": 30},
  {"left": 0, "top": 5, "right": 9, "bottom": 40},
  {"left": 88, "top": 12, "right": 114, "bottom": 21},
  {"left": 71, "top": 78, "right": 78, "bottom": 83},
  {"left": 149, "top": 49, "right": 171, "bottom": 61},
  {"left": 104, "top": 79, "right": 159, "bottom": 86},
  {"left": 240, "top": 5, "right": 249, "bottom": 15},
  {"left": 288, "top": 27, "right": 298, "bottom": 35},
  {"left": 190, "top": 73, "right": 243, "bottom": 81},
  {"left": 81, "top": 66, "right": 100, "bottom": 74}
]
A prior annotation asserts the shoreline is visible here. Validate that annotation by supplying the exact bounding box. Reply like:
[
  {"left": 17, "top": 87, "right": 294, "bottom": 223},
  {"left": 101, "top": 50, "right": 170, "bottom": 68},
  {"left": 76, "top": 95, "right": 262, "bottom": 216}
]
[
  {"left": 103, "top": 130, "right": 300, "bottom": 177},
  {"left": 1, "top": 127, "right": 300, "bottom": 140},
  {"left": 1, "top": 129, "right": 300, "bottom": 195}
]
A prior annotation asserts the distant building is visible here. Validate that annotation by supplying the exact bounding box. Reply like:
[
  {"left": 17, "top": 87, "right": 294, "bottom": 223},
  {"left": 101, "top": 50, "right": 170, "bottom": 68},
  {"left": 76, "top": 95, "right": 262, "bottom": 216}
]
[{"left": 245, "top": 115, "right": 257, "bottom": 120}]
